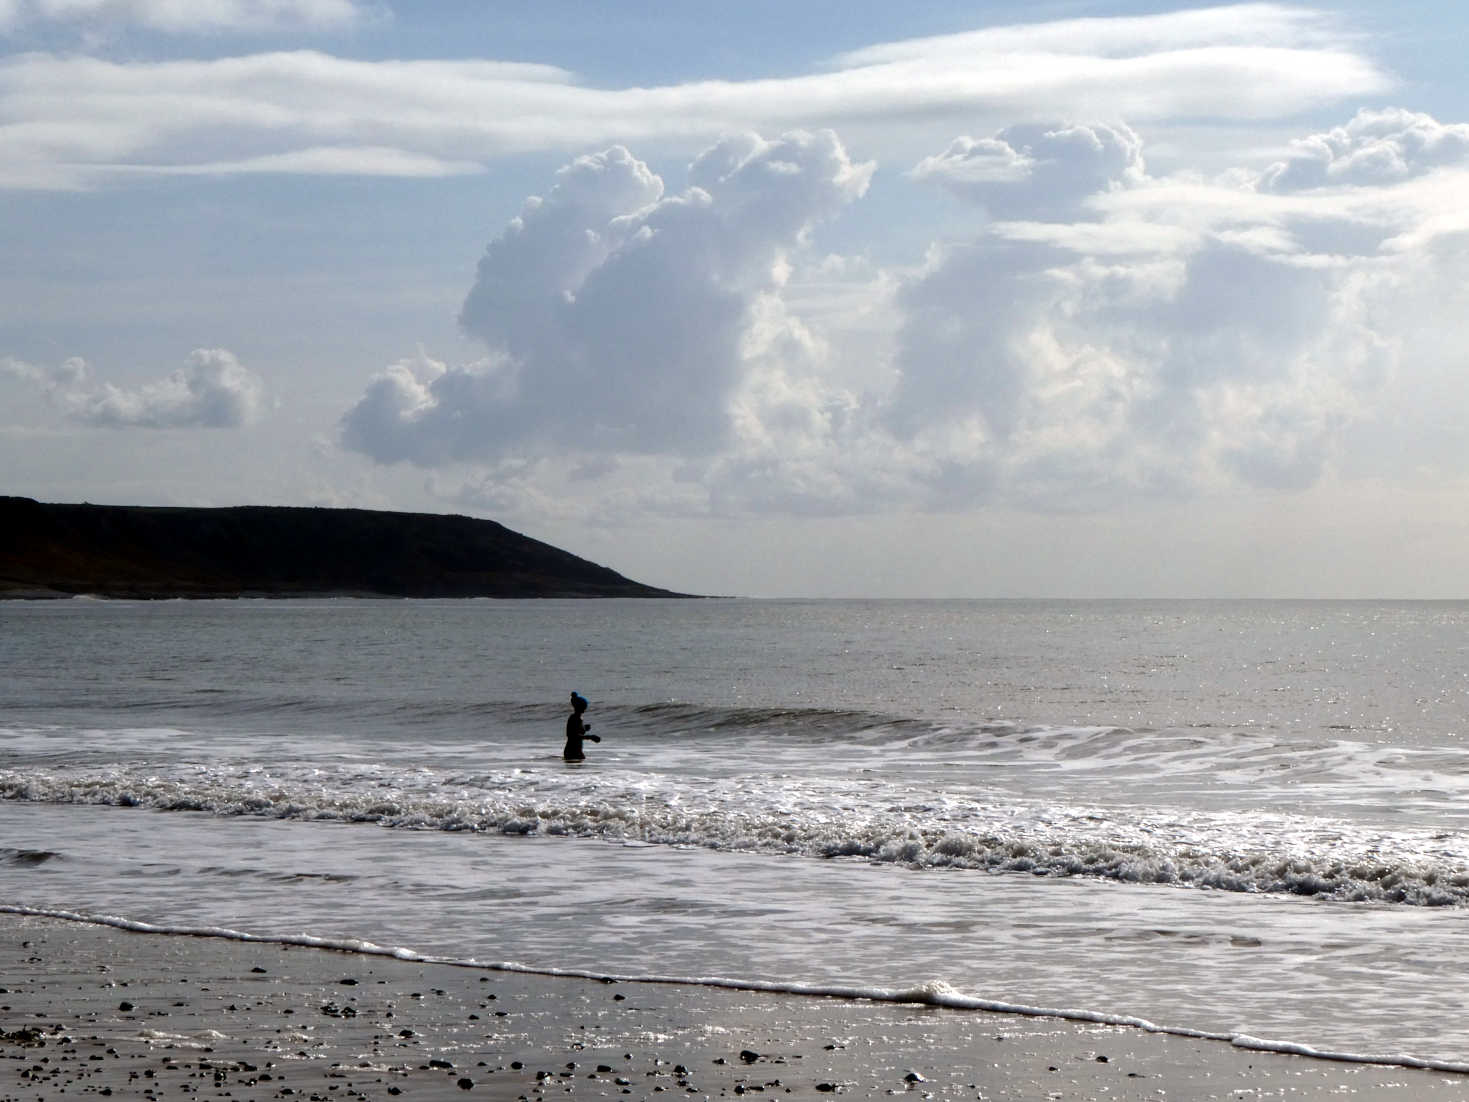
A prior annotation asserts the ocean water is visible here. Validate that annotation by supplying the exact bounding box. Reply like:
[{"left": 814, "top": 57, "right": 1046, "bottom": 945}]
[{"left": 4, "top": 597, "right": 1469, "bottom": 1070}]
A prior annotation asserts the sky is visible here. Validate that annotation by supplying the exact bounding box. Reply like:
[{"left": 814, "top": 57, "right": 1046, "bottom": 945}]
[{"left": 4, "top": 1, "right": 1469, "bottom": 598}]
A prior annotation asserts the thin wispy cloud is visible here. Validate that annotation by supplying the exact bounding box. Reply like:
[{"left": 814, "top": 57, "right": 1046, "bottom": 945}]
[
  {"left": 830, "top": 4, "right": 1349, "bottom": 65},
  {"left": 0, "top": 4, "right": 1387, "bottom": 190},
  {"left": 0, "top": 0, "right": 373, "bottom": 33}
]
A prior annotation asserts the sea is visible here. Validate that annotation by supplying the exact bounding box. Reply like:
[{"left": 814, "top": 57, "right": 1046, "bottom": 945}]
[{"left": 4, "top": 597, "right": 1469, "bottom": 1072}]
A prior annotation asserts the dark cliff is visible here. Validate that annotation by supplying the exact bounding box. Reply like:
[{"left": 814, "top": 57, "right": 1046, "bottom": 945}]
[{"left": 0, "top": 497, "right": 688, "bottom": 599}]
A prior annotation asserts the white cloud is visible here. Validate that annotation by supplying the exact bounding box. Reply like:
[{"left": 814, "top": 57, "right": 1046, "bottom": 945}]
[
  {"left": 118, "top": 146, "right": 485, "bottom": 178},
  {"left": 1, "top": 0, "right": 371, "bottom": 33},
  {"left": 871, "top": 109, "right": 1469, "bottom": 510},
  {"left": 0, "top": 4, "right": 1388, "bottom": 190},
  {"left": 343, "top": 108, "right": 1469, "bottom": 524},
  {"left": 805, "top": 3, "right": 1386, "bottom": 125},
  {"left": 1259, "top": 108, "right": 1469, "bottom": 192},
  {"left": 343, "top": 130, "right": 872, "bottom": 464},
  {"left": 2, "top": 347, "right": 268, "bottom": 427},
  {"left": 832, "top": 4, "right": 1347, "bottom": 66},
  {"left": 912, "top": 121, "right": 1146, "bottom": 219}
]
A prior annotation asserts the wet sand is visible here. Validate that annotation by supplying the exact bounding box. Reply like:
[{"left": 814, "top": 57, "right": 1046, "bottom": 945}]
[{"left": 2, "top": 913, "right": 1464, "bottom": 1100}]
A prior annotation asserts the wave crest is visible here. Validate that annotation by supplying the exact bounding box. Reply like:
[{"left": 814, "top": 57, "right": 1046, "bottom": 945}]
[{"left": 5, "top": 767, "right": 1469, "bottom": 907}]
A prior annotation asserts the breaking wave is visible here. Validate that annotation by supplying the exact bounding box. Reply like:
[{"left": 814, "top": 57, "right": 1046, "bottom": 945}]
[{"left": 5, "top": 762, "right": 1468, "bottom": 907}]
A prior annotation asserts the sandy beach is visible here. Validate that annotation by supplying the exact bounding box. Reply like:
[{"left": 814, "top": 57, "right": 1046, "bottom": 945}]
[{"left": 1, "top": 914, "right": 1464, "bottom": 1101}]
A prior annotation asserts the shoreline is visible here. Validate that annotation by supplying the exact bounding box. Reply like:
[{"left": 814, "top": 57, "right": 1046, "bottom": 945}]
[{"left": 3, "top": 914, "right": 1466, "bottom": 1101}]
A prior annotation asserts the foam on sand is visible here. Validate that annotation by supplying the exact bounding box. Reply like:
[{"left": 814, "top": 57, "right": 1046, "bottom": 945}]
[{"left": 7, "top": 903, "right": 1469, "bottom": 1080}]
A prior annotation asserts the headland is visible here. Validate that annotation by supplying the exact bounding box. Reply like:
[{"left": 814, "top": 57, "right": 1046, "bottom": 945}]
[{"left": 0, "top": 497, "right": 688, "bottom": 599}]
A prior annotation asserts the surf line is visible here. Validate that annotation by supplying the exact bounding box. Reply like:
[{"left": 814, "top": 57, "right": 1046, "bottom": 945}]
[{"left": 5, "top": 903, "right": 1467, "bottom": 1077}]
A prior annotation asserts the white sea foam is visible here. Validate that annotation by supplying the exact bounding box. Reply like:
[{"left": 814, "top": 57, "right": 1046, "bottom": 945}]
[
  {"left": 137, "top": 1031, "right": 229, "bottom": 1050},
  {"left": 6, "top": 904, "right": 1467, "bottom": 1077},
  {"left": 6, "top": 761, "right": 1469, "bottom": 906}
]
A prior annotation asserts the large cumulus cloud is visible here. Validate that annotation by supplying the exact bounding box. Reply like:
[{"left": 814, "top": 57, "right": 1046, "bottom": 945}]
[
  {"left": 2, "top": 347, "right": 267, "bottom": 428},
  {"left": 870, "top": 108, "right": 1469, "bottom": 511},
  {"left": 342, "top": 130, "right": 872, "bottom": 463},
  {"left": 341, "top": 107, "right": 1469, "bottom": 523}
]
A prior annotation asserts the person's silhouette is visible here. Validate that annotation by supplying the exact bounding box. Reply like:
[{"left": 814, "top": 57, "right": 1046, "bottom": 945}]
[{"left": 564, "top": 691, "right": 600, "bottom": 761}]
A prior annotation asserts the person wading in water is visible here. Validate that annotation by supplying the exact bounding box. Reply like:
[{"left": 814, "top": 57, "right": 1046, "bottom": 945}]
[{"left": 564, "top": 691, "right": 600, "bottom": 761}]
